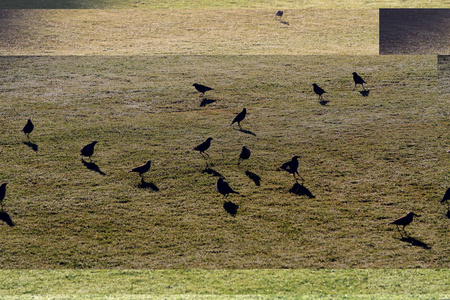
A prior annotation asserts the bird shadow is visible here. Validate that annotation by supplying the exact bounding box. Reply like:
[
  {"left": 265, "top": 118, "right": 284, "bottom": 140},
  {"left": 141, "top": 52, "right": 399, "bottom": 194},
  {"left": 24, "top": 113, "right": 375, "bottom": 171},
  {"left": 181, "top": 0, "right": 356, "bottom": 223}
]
[
  {"left": 289, "top": 182, "right": 315, "bottom": 198},
  {"left": 200, "top": 98, "right": 217, "bottom": 107},
  {"left": 319, "top": 100, "right": 330, "bottom": 106},
  {"left": 81, "top": 159, "right": 106, "bottom": 175},
  {"left": 137, "top": 178, "right": 159, "bottom": 192},
  {"left": 0, "top": 210, "right": 15, "bottom": 227},
  {"left": 279, "top": 20, "right": 290, "bottom": 26},
  {"left": 223, "top": 201, "right": 239, "bottom": 217},
  {"left": 23, "top": 141, "right": 38, "bottom": 152},
  {"left": 237, "top": 128, "right": 257, "bottom": 136},
  {"left": 202, "top": 167, "right": 223, "bottom": 177},
  {"left": 398, "top": 236, "right": 431, "bottom": 250},
  {"left": 245, "top": 170, "right": 261, "bottom": 186},
  {"left": 359, "top": 90, "right": 370, "bottom": 97},
  {"left": 445, "top": 209, "right": 450, "bottom": 219}
]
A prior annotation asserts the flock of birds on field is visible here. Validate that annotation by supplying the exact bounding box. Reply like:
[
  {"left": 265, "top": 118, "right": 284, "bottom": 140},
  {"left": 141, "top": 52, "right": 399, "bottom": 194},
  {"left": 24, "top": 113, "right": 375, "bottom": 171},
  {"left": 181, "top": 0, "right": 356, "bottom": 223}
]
[{"left": 0, "top": 44, "right": 448, "bottom": 247}]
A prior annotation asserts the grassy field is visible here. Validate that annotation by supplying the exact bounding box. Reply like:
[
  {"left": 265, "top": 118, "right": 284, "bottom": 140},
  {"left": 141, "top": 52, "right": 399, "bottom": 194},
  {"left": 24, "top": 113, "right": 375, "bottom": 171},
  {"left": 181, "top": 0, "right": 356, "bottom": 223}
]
[
  {"left": 0, "top": 269, "right": 448, "bottom": 299},
  {"left": 0, "top": 0, "right": 449, "bottom": 9},
  {"left": 0, "top": 2, "right": 449, "bottom": 298},
  {"left": 0, "top": 55, "right": 448, "bottom": 271},
  {"left": 0, "top": 9, "right": 378, "bottom": 56}
]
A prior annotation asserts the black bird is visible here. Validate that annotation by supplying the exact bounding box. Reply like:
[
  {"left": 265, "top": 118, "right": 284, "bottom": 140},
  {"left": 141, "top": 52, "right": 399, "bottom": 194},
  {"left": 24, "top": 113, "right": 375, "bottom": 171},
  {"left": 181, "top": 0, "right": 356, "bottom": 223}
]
[
  {"left": 22, "top": 119, "right": 34, "bottom": 140},
  {"left": 231, "top": 108, "right": 247, "bottom": 130},
  {"left": 238, "top": 146, "right": 251, "bottom": 166},
  {"left": 80, "top": 141, "right": 98, "bottom": 161},
  {"left": 223, "top": 201, "right": 239, "bottom": 217},
  {"left": 192, "top": 83, "right": 213, "bottom": 97},
  {"left": 275, "top": 10, "right": 284, "bottom": 19},
  {"left": 352, "top": 72, "right": 367, "bottom": 90},
  {"left": 194, "top": 137, "right": 213, "bottom": 158},
  {"left": 130, "top": 160, "right": 152, "bottom": 178},
  {"left": 280, "top": 155, "right": 304, "bottom": 182},
  {"left": 217, "top": 177, "right": 239, "bottom": 198},
  {"left": 441, "top": 187, "right": 450, "bottom": 207},
  {"left": 312, "top": 83, "right": 327, "bottom": 100},
  {"left": 0, "top": 183, "right": 7, "bottom": 210},
  {"left": 389, "top": 212, "right": 420, "bottom": 233}
]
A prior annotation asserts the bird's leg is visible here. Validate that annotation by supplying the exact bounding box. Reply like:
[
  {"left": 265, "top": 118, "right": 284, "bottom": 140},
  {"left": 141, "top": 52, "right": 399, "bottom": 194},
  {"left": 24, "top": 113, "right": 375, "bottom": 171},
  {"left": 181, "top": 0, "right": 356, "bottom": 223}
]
[
  {"left": 297, "top": 172, "right": 305, "bottom": 182},
  {"left": 238, "top": 123, "right": 242, "bottom": 130}
]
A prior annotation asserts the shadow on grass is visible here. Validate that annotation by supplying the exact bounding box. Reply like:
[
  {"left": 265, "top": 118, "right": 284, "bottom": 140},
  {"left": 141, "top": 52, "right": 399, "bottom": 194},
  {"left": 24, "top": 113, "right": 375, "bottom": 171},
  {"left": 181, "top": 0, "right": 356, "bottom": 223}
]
[
  {"left": 202, "top": 167, "right": 223, "bottom": 177},
  {"left": 289, "top": 182, "right": 315, "bottom": 198},
  {"left": 81, "top": 159, "right": 106, "bottom": 175},
  {"left": 0, "top": 210, "right": 15, "bottom": 227},
  {"left": 319, "top": 100, "right": 330, "bottom": 106},
  {"left": 399, "top": 236, "right": 431, "bottom": 250},
  {"left": 280, "top": 20, "right": 290, "bottom": 26},
  {"left": 137, "top": 178, "right": 159, "bottom": 192},
  {"left": 245, "top": 170, "right": 261, "bottom": 186},
  {"left": 23, "top": 141, "right": 38, "bottom": 152},
  {"left": 223, "top": 201, "right": 239, "bottom": 217},
  {"left": 200, "top": 98, "right": 217, "bottom": 107},
  {"left": 237, "top": 128, "right": 257, "bottom": 136},
  {"left": 360, "top": 90, "right": 370, "bottom": 97},
  {"left": 445, "top": 209, "right": 450, "bottom": 219}
]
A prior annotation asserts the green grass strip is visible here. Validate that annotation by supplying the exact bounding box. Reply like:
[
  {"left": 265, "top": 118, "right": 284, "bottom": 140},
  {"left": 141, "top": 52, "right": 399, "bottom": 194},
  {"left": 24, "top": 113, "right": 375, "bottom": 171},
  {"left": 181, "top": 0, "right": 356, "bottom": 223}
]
[{"left": 0, "top": 269, "right": 448, "bottom": 299}]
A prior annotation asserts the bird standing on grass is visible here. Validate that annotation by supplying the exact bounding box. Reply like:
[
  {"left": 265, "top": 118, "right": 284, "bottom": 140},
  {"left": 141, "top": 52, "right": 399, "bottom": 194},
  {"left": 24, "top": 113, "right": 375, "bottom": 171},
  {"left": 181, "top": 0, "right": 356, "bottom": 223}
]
[
  {"left": 0, "top": 183, "right": 7, "bottom": 210},
  {"left": 280, "top": 156, "right": 304, "bottom": 182},
  {"left": 80, "top": 141, "right": 98, "bottom": 161},
  {"left": 312, "top": 83, "right": 327, "bottom": 100},
  {"left": 192, "top": 83, "right": 213, "bottom": 97},
  {"left": 129, "top": 160, "right": 152, "bottom": 178},
  {"left": 230, "top": 108, "right": 247, "bottom": 130},
  {"left": 238, "top": 146, "right": 251, "bottom": 166},
  {"left": 352, "top": 72, "right": 367, "bottom": 90},
  {"left": 22, "top": 119, "right": 34, "bottom": 140},
  {"left": 389, "top": 212, "right": 420, "bottom": 234},
  {"left": 194, "top": 137, "right": 213, "bottom": 159},
  {"left": 217, "top": 177, "right": 239, "bottom": 198},
  {"left": 275, "top": 10, "right": 284, "bottom": 19}
]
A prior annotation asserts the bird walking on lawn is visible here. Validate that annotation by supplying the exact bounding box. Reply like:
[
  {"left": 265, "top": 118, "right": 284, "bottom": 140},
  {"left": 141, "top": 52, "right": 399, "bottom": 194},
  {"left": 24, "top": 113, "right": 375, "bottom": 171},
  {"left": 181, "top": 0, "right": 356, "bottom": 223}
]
[
  {"left": 280, "top": 155, "right": 304, "bottom": 182},
  {"left": 217, "top": 177, "right": 239, "bottom": 198},
  {"left": 193, "top": 83, "right": 213, "bottom": 97},
  {"left": 312, "top": 83, "right": 326, "bottom": 100},
  {"left": 0, "top": 183, "right": 7, "bottom": 211},
  {"left": 231, "top": 108, "right": 247, "bottom": 130},
  {"left": 194, "top": 137, "right": 213, "bottom": 159},
  {"left": 352, "top": 72, "right": 367, "bottom": 90},
  {"left": 22, "top": 119, "right": 34, "bottom": 140},
  {"left": 80, "top": 141, "right": 98, "bottom": 161},
  {"left": 130, "top": 160, "right": 152, "bottom": 178},
  {"left": 275, "top": 10, "right": 284, "bottom": 19},
  {"left": 238, "top": 146, "right": 251, "bottom": 166},
  {"left": 389, "top": 212, "right": 420, "bottom": 234}
]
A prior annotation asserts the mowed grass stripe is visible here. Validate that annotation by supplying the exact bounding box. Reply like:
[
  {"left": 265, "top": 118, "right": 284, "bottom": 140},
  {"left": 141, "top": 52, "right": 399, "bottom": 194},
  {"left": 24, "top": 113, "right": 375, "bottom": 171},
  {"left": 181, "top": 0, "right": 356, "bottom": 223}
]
[
  {"left": 0, "top": 9, "right": 377, "bottom": 55},
  {"left": 0, "top": 269, "right": 448, "bottom": 298},
  {"left": 0, "top": 55, "right": 448, "bottom": 269},
  {"left": 0, "top": 0, "right": 448, "bottom": 9}
]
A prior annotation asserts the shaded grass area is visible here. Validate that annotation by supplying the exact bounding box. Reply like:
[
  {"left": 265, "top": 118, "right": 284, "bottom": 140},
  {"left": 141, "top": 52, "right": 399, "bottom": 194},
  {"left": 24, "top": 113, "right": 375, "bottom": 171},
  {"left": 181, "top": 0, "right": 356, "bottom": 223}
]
[
  {"left": 0, "top": 0, "right": 449, "bottom": 9},
  {"left": 0, "top": 9, "right": 378, "bottom": 55},
  {"left": 0, "top": 55, "right": 448, "bottom": 269},
  {"left": 0, "top": 269, "right": 448, "bottom": 299},
  {"left": 379, "top": 9, "right": 450, "bottom": 55}
]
